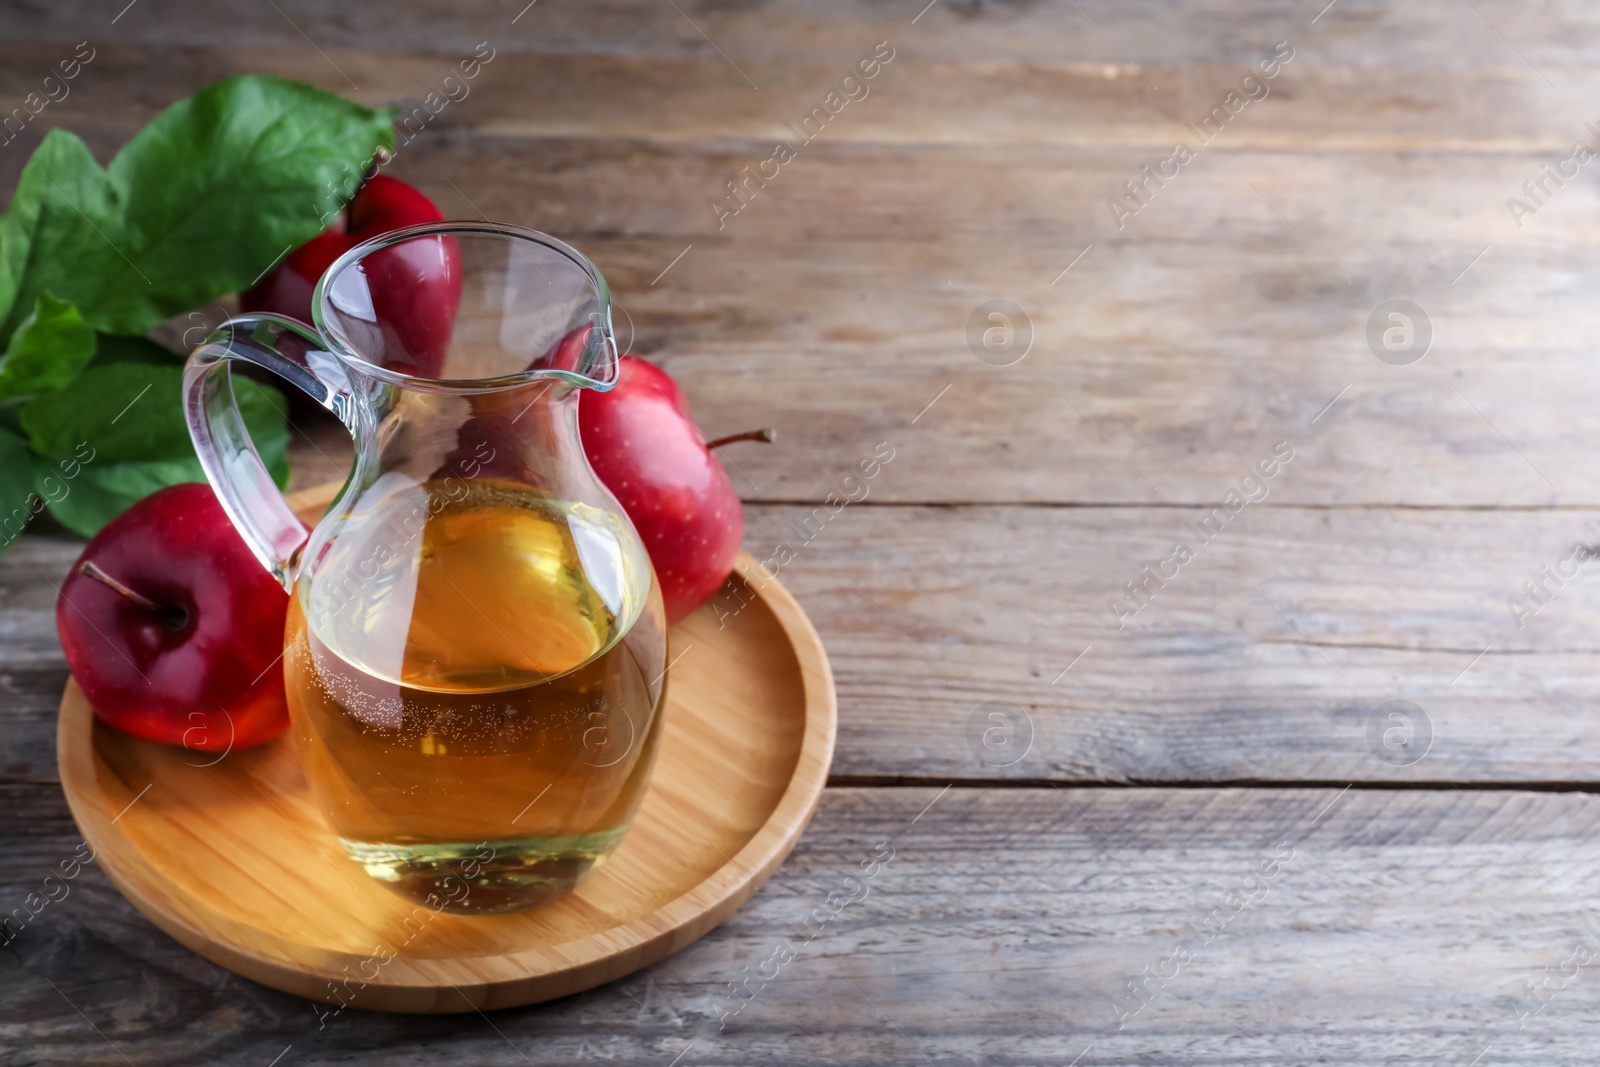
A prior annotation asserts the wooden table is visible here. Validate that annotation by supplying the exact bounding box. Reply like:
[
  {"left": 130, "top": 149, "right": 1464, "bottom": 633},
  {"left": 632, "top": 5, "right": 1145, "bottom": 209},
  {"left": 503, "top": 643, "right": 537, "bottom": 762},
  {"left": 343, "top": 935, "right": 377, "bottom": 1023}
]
[{"left": 6, "top": 1, "right": 1600, "bottom": 1062}]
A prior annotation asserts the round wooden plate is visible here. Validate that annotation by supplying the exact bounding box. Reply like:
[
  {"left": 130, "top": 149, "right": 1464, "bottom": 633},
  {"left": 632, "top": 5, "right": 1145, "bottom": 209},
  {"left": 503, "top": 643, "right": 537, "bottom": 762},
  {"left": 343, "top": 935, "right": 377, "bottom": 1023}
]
[{"left": 56, "top": 487, "right": 835, "bottom": 1013}]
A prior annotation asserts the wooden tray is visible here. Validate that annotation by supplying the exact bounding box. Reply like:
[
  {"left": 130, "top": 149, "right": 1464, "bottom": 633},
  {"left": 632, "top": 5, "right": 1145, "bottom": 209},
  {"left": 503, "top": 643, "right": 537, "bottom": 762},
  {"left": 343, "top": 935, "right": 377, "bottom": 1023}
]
[{"left": 56, "top": 486, "right": 836, "bottom": 1013}]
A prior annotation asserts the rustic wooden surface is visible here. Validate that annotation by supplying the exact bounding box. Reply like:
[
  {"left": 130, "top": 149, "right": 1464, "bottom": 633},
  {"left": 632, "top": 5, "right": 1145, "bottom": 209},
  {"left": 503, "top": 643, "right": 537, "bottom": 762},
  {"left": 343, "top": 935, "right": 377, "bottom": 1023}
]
[{"left": 7, "top": 0, "right": 1600, "bottom": 1063}]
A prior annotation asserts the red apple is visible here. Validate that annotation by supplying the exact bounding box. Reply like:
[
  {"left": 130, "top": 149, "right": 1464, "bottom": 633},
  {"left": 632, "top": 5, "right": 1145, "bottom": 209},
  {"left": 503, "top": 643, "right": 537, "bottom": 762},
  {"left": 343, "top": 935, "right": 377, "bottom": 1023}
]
[
  {"left": 579, "top": 355, "right": 766, "bottom": 622},
  {"left": 55, "top": 484, "right": 291, "bottom": 751},
  {"left": 240, "top": 174, "right": 461, "bottom": 378}
]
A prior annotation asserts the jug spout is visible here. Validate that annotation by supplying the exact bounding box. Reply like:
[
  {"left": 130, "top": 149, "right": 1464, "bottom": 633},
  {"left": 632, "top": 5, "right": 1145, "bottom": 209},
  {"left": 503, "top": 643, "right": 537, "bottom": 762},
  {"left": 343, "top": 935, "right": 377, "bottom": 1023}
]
[{"left": 314, "top": 221, "right": 620, "bottom": 391}]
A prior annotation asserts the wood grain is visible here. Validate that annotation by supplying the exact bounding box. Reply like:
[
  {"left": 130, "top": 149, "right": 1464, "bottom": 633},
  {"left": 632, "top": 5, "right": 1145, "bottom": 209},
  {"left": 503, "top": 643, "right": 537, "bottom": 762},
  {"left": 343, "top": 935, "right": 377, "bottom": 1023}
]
[
  {"left": 14, "top": 503, "right": 1600, "bottom": 787},
  {"left": 8, "top": 785, "right": 1600, "bottom": 1065},
  {"left": 8, "top": 0, "right": 1600, "bottom": 73},
  {"left": 10, "top": 42, "right": 1600, "bottom": 151},
  {"left": 756, "top": 502, "right": 1600, "bottom": 783}
]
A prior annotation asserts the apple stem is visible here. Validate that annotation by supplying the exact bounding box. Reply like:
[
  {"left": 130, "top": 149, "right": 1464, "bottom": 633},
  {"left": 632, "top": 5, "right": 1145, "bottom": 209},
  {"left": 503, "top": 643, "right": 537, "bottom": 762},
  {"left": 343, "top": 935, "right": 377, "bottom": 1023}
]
[
  {"left": 706, "top": 428, "right": 776, "bottom": 451},
  {"left": 77, "top": 561, "right": 189, "bottom": 631},
  {"left": 358, "top": 146, "right": 392, "bottom": 189}
]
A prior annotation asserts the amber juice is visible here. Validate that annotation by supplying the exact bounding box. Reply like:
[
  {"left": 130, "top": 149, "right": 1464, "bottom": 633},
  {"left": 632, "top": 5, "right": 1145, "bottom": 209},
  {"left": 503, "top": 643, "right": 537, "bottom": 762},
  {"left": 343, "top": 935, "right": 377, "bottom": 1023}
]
[{"left": 284, "top": 479, "right": 666, "bottom": 913}]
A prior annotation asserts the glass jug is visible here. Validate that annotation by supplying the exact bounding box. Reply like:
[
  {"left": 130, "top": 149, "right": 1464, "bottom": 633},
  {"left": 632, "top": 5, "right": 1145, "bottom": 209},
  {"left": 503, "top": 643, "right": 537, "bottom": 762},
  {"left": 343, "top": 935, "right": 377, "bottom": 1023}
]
[{"left": 183, "top": 222, "right": 666, "bottom": 914}]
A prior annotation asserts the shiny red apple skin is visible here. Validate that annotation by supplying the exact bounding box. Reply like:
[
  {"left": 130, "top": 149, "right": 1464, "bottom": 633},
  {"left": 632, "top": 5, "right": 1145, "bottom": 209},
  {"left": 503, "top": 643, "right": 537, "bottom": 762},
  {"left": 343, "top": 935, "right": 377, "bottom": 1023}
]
[
  {"left": 240, "top": 175, "right": 461, "bottom": 378},
  {"left": 55, "top": 484, "right": 291, "bottom": 751},
  {"left": 579, "top": 356, "right": 743, "bottom": 622}
]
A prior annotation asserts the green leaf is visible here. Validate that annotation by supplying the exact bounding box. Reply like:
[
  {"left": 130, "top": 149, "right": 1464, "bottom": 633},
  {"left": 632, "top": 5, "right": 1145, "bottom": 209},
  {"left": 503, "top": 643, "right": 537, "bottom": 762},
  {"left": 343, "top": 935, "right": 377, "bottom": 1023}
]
[
  {"left": 0, "top": 292, "right": 96, "bottom": 399},
  {"left": 21, "top": 361, "right": 186, "bottom": 459},
  {"left": 41, "top": 456, "right": 205, "bottom": 539},
  {"left": 0, "top": 76, "right": 395, "bottom": 339},
  {"left": 0, "top": 400, "right": 25, "bottom": 440},
  {"left": 0, "top": 130, "right": 116, "bottom": 335},
  {"left": 19, "top": 361, "right": 289, "bottom": 469},
  {"left": 0, "top": 426, "right": 40, "bottom": 553},
  {"left": 89, "top": 331, "right": 179, "bottom": 368},
  {"left": 24, "top": 359, "right": 290, "bottom": 538}
]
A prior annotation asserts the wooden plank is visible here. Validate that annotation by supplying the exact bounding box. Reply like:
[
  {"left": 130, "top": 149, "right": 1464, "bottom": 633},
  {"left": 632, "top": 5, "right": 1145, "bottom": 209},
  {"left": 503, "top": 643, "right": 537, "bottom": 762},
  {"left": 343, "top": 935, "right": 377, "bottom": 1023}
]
[
  {"left": 4, "top": 41, "right": 1600, "bottom": 154},
  {"left": 405, "top": 139, "right": 1600, "bottom": 509},
  {"left": 750, "top": 502, "right": 1600, "bottom": 783},
  {"left": 6, "top": 783, "right": 1600, "bottom": 1063},
  {"left": 12, "top": 501, "right": 1600, "bottom": 786},
  {"left": 6, "top": 0, "right": 1600, "bottom": 73}
]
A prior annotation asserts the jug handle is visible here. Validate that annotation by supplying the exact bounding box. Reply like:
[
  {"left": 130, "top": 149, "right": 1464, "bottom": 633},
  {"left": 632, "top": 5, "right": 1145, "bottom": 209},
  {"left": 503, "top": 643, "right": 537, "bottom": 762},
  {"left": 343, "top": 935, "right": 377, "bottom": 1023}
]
[{"left": 183, "top": 315, "right": 356, "bottom": 591}]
